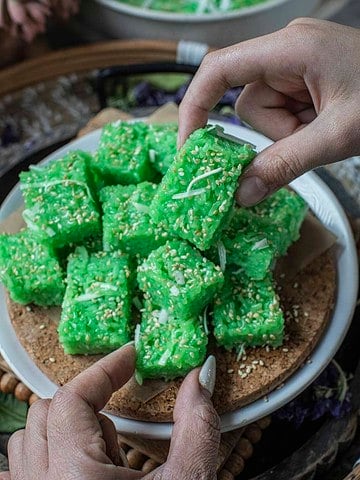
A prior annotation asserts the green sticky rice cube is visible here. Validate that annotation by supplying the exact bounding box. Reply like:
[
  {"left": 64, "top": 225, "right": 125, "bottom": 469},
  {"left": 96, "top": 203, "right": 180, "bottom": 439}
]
[
  {"left": 147, "top": 123, "right": 178, "bottom": 175},
  {"left": 94, "top": 121, "right": 156, "bottom": 185},
  {"left": 20, "top": 151, "right": 101, "bottom": 249},
  {"left": 100, "top": 182, "right": 169, "bottom": 258},
  {"left": 213, "top": 271, "right": 284, "bottom": 350},
  {"left": 137, "top": 240, "right": 224, "bottom": 318},
  {"left": 210, "top": 189, "right": 308, "bottom": 279},
  {"left": 135, "top": 301, "right": 207, "bottom": 381},
  {"left": 210, "top": 216, "right": 277, "bottom": 280},
  {"left": 0, "top": 230, "right": 65, "bottom": 306},
  {"left": 214, "top": 230, "right": 277, "bottom": 281},
  {"left": 249, "top": 188, "right": 308, "bottom": 255},
  {"left": 56, "top": 234, "right": 104, "bottom": 270},
  {"left": 231, "top": 188, "right": 308, "bottom": 256},
  {"left": 58, "top": 247, "right": 133, "bottom": 355},
  {"left": 150, "top": 125, "right": 256, "bottom": 250}
]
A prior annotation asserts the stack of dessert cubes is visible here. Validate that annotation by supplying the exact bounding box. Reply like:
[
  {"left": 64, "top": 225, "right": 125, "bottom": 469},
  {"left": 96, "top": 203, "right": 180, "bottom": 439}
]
[{"left": 0, "top": 120, "right": 308, "bottom": 381}]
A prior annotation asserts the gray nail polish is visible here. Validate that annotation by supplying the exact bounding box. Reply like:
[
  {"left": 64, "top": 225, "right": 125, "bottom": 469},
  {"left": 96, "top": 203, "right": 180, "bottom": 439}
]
[
  {"left": 237, "top": 176, "right": 269, "bottom": 206},
  {"left": 199, "top": 355, "right": 216, "bottom": 396}
]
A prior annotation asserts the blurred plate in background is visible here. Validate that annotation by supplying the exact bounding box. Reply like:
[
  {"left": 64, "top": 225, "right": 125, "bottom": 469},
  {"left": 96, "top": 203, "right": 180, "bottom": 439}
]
[{"left": 74, "top": 0, "right": 350, "bottom": 47}]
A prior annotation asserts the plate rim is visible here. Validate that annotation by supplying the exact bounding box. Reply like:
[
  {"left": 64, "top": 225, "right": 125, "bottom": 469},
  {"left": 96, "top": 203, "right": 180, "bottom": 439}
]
[{"left": 0, "top": 119, "right": 358, "bottom": 439}]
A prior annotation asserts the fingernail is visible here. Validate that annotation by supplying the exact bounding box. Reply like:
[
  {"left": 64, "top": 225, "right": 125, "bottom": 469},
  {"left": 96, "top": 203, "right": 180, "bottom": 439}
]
[
  {"left": 199, "top": 355, "right": 216, "bottom": 396},
  {"left": 237, "top": 176, "right": 269, "bottom": 207}
]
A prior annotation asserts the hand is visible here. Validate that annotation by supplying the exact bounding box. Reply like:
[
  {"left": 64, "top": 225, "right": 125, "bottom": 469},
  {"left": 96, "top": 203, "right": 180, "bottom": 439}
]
[
  {"left": 1, "top": 346, "right": 220, "bottom": 480},
  {"left": 178, "top": 18, "right": 360, "bottom": 206}
]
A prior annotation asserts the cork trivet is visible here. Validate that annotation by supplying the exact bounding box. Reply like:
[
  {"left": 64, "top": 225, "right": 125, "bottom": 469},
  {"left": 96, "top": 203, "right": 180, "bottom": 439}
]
[
  {"left": 2, "top": 104, "right": 337, "bottom": 420},
  {"left": 7, "top": 247, "right": 335, "bottom": 420},
  {"left": 3, "top": 103, "right": 337, "bottom": 420}
]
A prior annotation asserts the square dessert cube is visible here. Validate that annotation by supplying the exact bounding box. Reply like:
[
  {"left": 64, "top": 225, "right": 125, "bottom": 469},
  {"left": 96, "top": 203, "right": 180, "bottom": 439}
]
[
  {"left": 250, "top": 188, "right": 308, "bottom": 255},
  {"left": 20, "top": 151, "right": 101, "bottom": 249},
  {"left": 94, "top": 121, "right": 156, "bottom": 185},
  {"left": 100, "top": 182, "right": 169, "bottom": 258},
  {"left": 137, "top": 240, "right": 224, "bottom": 318},
  {"left": 147, "top": 123, "right": 178, "bottom": 175},
  {"left": 58, "top": 247, "right": 133, "bottom": 354},
  {"left": 56, "top": 233, "right": 103, "bottom": 270},
  {"left": 219, "top": 230, "right": 277, "bottom": 280},
  {"left": 213, "top": 271, "right": 284, "bottom": 350},
  {"left": 209, "top": 188, "right": 308, "bottom": 279},
  {"left": 231, "top": 188, "right": 308, "bottom": 256},
  {"left": 150, "top": 125, "right": 256, "bottom": 250},
  {"left": 0, "top": 229, "right": 65, "bottom": 306},
  {"left": 135, "top": 301, "right": 207, "bottom": 381},
  {"left": 208, "top": 214, "right": 277, "bottom": 280}
]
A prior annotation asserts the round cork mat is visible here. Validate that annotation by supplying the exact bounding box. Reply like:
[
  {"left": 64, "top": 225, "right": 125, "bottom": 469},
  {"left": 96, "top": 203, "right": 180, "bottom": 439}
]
[{"left": 7, "top": 249, "right": 335, "bottom": 422}]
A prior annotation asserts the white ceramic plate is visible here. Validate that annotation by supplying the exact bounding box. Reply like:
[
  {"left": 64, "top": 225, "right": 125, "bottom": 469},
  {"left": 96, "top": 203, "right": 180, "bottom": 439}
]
[{"left": 0, "top": 120, "right": 358, "bottom": 439}]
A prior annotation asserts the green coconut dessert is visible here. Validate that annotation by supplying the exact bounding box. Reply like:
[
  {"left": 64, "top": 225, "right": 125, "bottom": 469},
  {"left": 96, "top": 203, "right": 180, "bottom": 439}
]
[
  {"left": 147, "top": 123, "right": 178, "bottom": 175},
  {"left": 135, "top": 300, "right": 207, "bottom": 382},
  {"left": 137, "top": 239, "right": 224, "bottom": 318},
  {"left": 150, "top": 126, "right": 256, "bottom": 250},
  {"left": 208, "top": 188, "right": 308, "bottom": 280},
  {"left": 100, "top": 182, "right": 169, "bottom": 258},
  {"left": 0, "top": 229, "right": 65, "bottom": 306},
  {"left": 213, "top": 271, "right": 284, "bottom": 350},
  {"left": 58, "top": 247, "right": 133, "bottom": 355},
  {"left": 94, "top": 120, "right": 157, "bottom": 185},
  {"left": 20, "top": 151, "right": 101, "bottom": 249}
]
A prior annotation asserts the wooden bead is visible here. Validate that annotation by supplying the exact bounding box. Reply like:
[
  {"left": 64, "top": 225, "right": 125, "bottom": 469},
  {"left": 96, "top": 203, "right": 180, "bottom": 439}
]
[
  {"left": 256, "top": 416, "right": 271, "bottom": 430},
  {"left": 28, "top": 393, "right": 40, "bottom": 405},
  {"left": 0, "top": 373, "right": 18, "bottom": 393},
  {"left": 224, "top": 452, "right": 245, "bottom": 476},
  {"left": 142, "top": 458, "right": 160, "bottom": 474},
  {"left": 14, "top": 383, "right": 32, "bottom": 402},
  {"left": 244, "top": 424, "right": 262, "bottom": 444},
  {"left": 118, "top": 441, "right": 130, "bottom": 452},
  {"left": 235, "top": 437, "right": 254, "bottom": 460},
  {"left": 126, "top": 449, "right": 146, "bottom": 470},
  {"left": 218, "top": 468, "right": 234, "bottom": 480}
]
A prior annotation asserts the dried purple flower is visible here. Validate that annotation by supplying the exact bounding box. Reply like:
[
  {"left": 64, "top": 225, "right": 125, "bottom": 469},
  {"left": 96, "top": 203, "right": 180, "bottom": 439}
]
[{"left": 275, "top": 361, "right": 352, "bottom": 428}]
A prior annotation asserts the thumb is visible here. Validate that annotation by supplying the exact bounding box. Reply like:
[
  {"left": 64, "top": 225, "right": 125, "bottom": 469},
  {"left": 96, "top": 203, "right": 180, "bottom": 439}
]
[
  {"left": 164, "top": 356, "right": 220, "bottom": 479},
  {"left": 235, "top": 109, "right": 355, "bottom": 206}
]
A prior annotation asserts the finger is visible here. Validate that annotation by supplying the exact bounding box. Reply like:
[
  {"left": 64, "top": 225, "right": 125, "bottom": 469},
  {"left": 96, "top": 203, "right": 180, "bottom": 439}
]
[
  {"left": 91, "top": 466, "right": 144, "bottom": 480},
  {"left": 164, "top": 356, "right": 220, "bottom": 479},
  {"left": 0, "top": 472, "right": 10, "bottom": 480},
  {"left": 54, "top": 343, "right": 134, "bottom": 413},
  {"left": 47, "top": 344, "right": 135, "bottom": 453},
  {"left": 97, "top": 413, "right": 122, "bottom": 466},
  {"left": 23, "top": 399, "right": 50, "bottom": 476},
  {"left": 236, "top": 105, "right": 357, "bottom": 206},
  {"left": 7, "top": 429, "right": 25, "bottom": 480},
  {"left": 178, "top": 26, "right": 305, "bottom": 145},
  {"left": 236, "top": 81, "right": 314, "bottom": 140}
]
